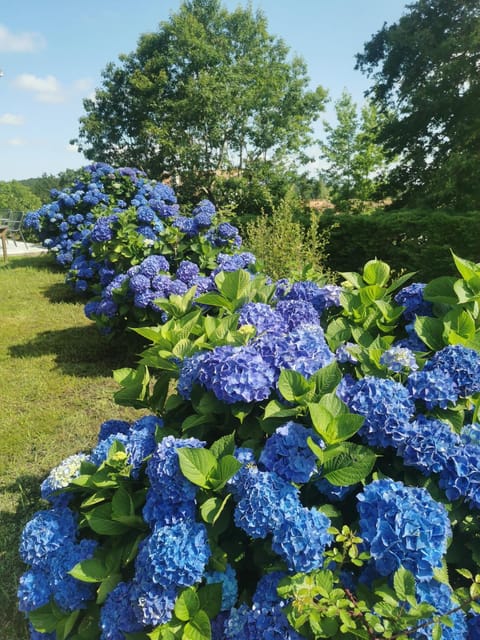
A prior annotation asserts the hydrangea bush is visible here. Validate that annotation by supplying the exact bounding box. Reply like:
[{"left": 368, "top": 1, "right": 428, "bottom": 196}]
[
  {"left": 18, "top": 249, "right": 480, "bottom": 638},
  {"left": 24, "top": 164, "right": 250, "bottom": 336}
]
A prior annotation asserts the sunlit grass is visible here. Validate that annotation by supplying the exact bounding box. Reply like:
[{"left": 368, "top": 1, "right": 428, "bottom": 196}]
[{"left": 0, "top": 254, "right": 145, "bottom": 639}]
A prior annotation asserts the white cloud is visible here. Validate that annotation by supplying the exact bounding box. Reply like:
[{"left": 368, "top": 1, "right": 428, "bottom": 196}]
[
  {"left": 72, "top": 78, "right": 94, "bottom": 93},
  {"left": 7, "top": 137, "right": 26, "bottom": 146},
  {"left": 0, "top": 24, "right": 45, "bottom": 53},
  {"left": 0, "top": 113, "right": 24, "bottom": 125},
  {"left": 13, "top": 73, "right": 65, "bottom": 103}
]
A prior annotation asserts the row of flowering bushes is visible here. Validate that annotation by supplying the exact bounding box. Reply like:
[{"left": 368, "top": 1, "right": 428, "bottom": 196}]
[
  {"left": 24, "top": 164, "right": 250, "bottom": 335},
  {"left": 17, "top": 233, "right": 480, "bottom": 639}
]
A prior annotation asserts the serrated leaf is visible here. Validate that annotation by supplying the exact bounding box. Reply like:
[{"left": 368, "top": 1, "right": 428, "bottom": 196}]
[
  {"left": 423, "top": 276, "right": 457, "bottom": 304},
  {"left": 177, "top": 447, "right": 216, "bottom": 488},
  {"left": 183, "top": 610, "right": 211, "bottom": 640},
  {"left": 69, "top": 557, "right": 110, "bottom": 583},
  {"left": 174, "top": 587, "right": 200, "bottom": 622},
  {"left": 207, "top": 456, "right": 242, "bottom": 490},
  {"left": 84, "top": 504, "right": 130, "bottom": 535},
  {"left": 278, "top": 369, "right": 314, "bottom": 403},
  {"left": 393, "top": 566, "right": 416, "bottom": 603},
  {"left": 209, "top": 433, "right": 236, "bottom": 459},
  {"left": 28, "top": 605, "right": 58, "bottom": 633},
  {"left": 197, "top": 583, "right": 222, "bottom": 619},
  {"left": 322, "top": 443, "right": 376, "bottom": 486},
  {"left": 363, "top": 259, "right": 390, "bottom": 287},
  {"left": 414, "top": 316, "right": 446, "bottom": 351},
  {"left": 264, "top": 399, "right": 299, "bottom": 420},
  {"left": 312, "top": 361, "right": 342, "bottom": 395}
]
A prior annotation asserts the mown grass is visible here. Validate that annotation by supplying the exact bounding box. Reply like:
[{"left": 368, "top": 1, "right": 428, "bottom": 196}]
[{"left": 0, "top": 254, "right": 145, "bottom": 639}]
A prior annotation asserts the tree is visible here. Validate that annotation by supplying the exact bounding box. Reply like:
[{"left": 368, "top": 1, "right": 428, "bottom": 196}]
[
  {"left": 0, "top": 181, "right": 41, "bottom": 213},
  {"left": 356, "top": 0, "right": 480, "bottom": 210},
  {"left": 320, "top": 90, "right": 387, "bottom": 211},
  {"left": 73, "top": 0, "right": 326, "bottom": 200}
]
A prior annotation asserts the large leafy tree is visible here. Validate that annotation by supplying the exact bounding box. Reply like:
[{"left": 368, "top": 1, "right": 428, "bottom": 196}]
[
  {"left": 73, "top": 0, "right": 326, "bottom": 198},
  {"left": 356, "top": 0, "right": 480, "bottom": 210},
  {"left": 320, "top": 91, "right": 386, "bottom": 211}
]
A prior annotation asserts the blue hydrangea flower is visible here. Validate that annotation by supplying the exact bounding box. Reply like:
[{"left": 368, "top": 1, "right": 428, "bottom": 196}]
[
  {"left": 425, "top": 345, "right": 480, "bottom": 397},
  {"left": 146, "top": 436, "right": 205, "bottom": 504},
  {"left": 142, "top": 491, "right": 196, "bottom": 527},
  {"left": 100, "top": 581, "right": 144, "bottom": 639},
  {"left": 414, "top": 580, "right": 467, "bottom": 639},
  {"left": 40, "top": 453, "right": 89, "bottom": 503},
  {"left": 90, "top": 433, "right": 129, "bottom": 466},
  {"left": 398, "top": 415, "right": 461, "bottom": 475},
  {"left": 394, "top": 282, "right": 433, "bottom": 322},
  {"left": 254, "top": 325, "right": 334, "bottom": 379},
  {"left": 19, "top": 507, "right": 78, "bottom": 568},
  {"left": 407, "top": 368, "right": 458, "bottom": 409},
  {"left": 130, "top": 581, "right": 177, "bottom": 627},
  {"left": 238, "top": 302, "right": 284, "bottom": 335},
  {"left": 357, "top": 479, "right": 451, "bottom": 580},
  {"left": 439, "top": 444, "right": 480, "bottom": 508},
  {"left": 17, "top": 568, "right": 52, "bottom": 612},
  {"left": 176, "top": 260, "right": 200, "bottom": 284},
  {"left": 461, "top": 422, "right": 480, "bottom": 446},
  {"left": 271, "top": 506, "right": 332, "bottom": 572},
  {"left": 380, "top": 346, "right": 419, "bottom": 372},
  {"left": 135, "top": 520, "right": 210, "bottom": 589},
  {"left": 193, "top": 345, "right": 277, "bottom": 404},
  {"left": 48, "top": 539, "right": 98, "bottom": 611},
  {"left": 275, "top": 299, "right": 319, "bottom": 331},
  {"left": 343, "top": 376, "right": 414, "bottom": 449},
  {"left": 252, "top": 572, "right": 288, "bottom": 609},
  {"left": 232, "top": 467, "right": 299, "bottom": 539},
  {"left": 259, "top": 421, "right": 321, "bottom": 483},
  {"left": 224, "top": 602, "right": 304, "bottom": 639},
  {"left": 205, "top": 564, "right": 238, "bottom": 610},
  {"left": 98, "top": 419, "right": 131, "bottom": 440},
  {"left": 314, "top": 478, "right": 357, "bottom": 502}
]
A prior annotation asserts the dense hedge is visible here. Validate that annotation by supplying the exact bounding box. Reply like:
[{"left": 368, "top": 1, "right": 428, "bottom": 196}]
[{"left": 320, "top": 209, "right": 480, "bottom": 281}]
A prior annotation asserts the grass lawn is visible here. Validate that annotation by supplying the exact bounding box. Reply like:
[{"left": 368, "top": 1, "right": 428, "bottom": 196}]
[{"left": 0, "top": 254, "right": 145, "bottom": 639}]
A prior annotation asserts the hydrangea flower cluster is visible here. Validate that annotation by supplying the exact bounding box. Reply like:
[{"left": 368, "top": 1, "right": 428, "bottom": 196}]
[{"left": 357, "top": 478, "right": 451, "bottom": 580}]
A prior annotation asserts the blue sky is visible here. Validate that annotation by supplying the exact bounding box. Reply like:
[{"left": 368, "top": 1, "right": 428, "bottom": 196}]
[{"left": 0, "top": 0, "right": 409, "bottom": 181}]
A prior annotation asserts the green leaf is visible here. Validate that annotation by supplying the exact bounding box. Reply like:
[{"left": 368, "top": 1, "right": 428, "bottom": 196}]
[
  {"left": 340, "top": 271, "right": 365, "bottom": 288},
  {"left": 69, "top": 557, "right": 110, "bottom": 583},
  {"left": 209, "top": 433, "right": 236, "bottom": 459},
  {"left": 28, "top": 605, "right": 58, "bottom": 633},
  {"left": 278, "top": 369, "right": 314, "bottom": 403},
  {"left": 264, "top": 399, "right": 299, "bottom": 420},
  {"left": 215, "top": 269, "right": 251, "bottom": 300},
  {"left": 207, "top": 455, "right": 242, "bottom": 490},
  {"left": 423, "top": 276, "right": 457, "bottom": 304},
  {"left": 96, "top": 572, "right": 122, "bottom": 605},
  {"left": 84, "top": 503, "right": 130, "bottom": 535},
  {"left": 323, "top": 413, "right": 364, "bottom": 445},
  {"left": 414, "top": 316, "right": 445, "bottom": 351},
  {"left": 177, "top": 448, "right": 216, "bottom": 488},
  {"left": 112, "top": 487, "right": 134, "bottom": 518},
  {"left": 312, "top": 361, "right": 343, "bottom": 395},
  {"left": 359, "top": 284, "right": 384, "bottom": 304},
  {"left": 322, "top": 443, "right": 376, "bottom": 486},
  {"left": 56, "top": 610, "right": 80, "bottom": 640},
  {"left": 174, "top": 587, "right": 200, "bottom": 622},
  {"left": 197, "top": 583, "right": 222, "bottom": 620},
  {"left": 393, "top": 566, "right": 416, "bottom": 603},
  {"left": 183, "top": 610, "right": 211, "bottom": 640},
  {"left": 363, "top": 259, "right": 390, "bottom": 286},
  {"left": 452, "top": 252, "right": 480, "bottom": 282}
]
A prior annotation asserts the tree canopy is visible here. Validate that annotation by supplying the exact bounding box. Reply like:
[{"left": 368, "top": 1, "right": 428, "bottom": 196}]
[
  {"left": 73, "top": 0, "right": 326, "bottom": 198},
  {"left": 0, "top": 181, "right": 41, "bottom": 213},
  {"left": 320, "top": 90, "right": 386, "bottom": 211},
  {"left": 356, "top": 0, "right": 480, "bottom": 210}
]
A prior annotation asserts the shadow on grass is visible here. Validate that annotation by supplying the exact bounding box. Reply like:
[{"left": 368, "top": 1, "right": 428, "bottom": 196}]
[
  {"left": 42, "top": 281, "right": 89, "bottom": 304},
  {"left": 8, "top": 325, "right": 144, "bottom": 377},
  {"left": 0, "top": 475, "right": 43, "bottom": 640},
  {"left": 0, "top": 253, "right": 59, "bottom": 272}
]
